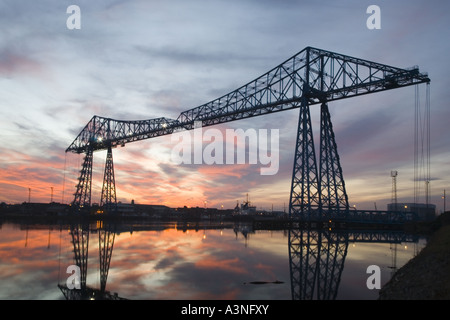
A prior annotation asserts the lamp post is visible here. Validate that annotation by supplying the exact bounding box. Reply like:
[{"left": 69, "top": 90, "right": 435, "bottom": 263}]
[{"left": 443, "top": 189, "right": 446, "bottom": 213}]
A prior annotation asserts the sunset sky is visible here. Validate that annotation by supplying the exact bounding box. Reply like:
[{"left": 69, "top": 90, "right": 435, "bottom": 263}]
[{"left": 0, "top": 0, "right": 449, "bottom": 211}]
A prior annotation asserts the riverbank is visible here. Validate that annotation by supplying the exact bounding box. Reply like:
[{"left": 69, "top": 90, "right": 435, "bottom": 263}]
[{"left": 379, "top": 212, "right": 450, "bottom": 300}]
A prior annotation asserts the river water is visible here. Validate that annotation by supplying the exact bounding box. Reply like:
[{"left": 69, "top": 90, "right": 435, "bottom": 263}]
[{"left": 0, "top": 220, "right": 426, "bottom": 300}]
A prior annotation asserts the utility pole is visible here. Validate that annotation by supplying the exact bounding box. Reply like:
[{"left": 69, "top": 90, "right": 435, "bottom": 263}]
[
  {"left": 391, "top": 171, "right": 398, "bottom": 210},
  {"left": 28, "top": 188, "right": 31, "bottom": 203},
  {"left": 443, "top": 189, "right": 446, "bottom": 213}
]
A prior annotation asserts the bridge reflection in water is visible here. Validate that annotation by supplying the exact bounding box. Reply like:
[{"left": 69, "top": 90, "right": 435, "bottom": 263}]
[
  {"left": 57, "top": 221, "right": 419, "bottom": 300},
  {"left": 289, "top": 228, "right": 348, "bottom": 300},
  {"left": 58, "top": 221, "right": 125, "bottom": 300},
  {"left": 288, "top": 226, "right": 417, "bottom": 300}
]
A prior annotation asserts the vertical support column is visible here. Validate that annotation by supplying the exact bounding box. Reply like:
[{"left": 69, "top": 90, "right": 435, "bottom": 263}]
[
  {"left": 99, "top": 224, "right": 115, "bottom": 292},
  {"left": 289, "top": 97, "right": 320, "bottom": 220},
  {"left": 288, "top": 228, "right": 321, "bottom": 300},
  {"left": 316, "top": 231, "right": 348, "bottom": 300},
  {"left": 70, "top": 224, "right": 89, "bottom": 292},
  {"left": 319, "top": 103, "right": 349, "bottom": 218},
  {"left": 100, "top": 145, "right": 117, "bottom": 213},
  {"left": 72, "top": 147, "right": 94, "bottom": 211},
  {"left": 289, "top": 228, "right": 348, "bottom": 300}
]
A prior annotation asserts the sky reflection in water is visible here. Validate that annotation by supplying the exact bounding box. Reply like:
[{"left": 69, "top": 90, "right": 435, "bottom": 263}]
[{"left": 0, "top": 222, "right": 425, "bottom": 300}]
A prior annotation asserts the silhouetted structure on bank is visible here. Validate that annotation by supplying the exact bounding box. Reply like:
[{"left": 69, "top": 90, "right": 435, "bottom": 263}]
[{"left": 65, "top": 47, "right": 430, "bottom": 224}]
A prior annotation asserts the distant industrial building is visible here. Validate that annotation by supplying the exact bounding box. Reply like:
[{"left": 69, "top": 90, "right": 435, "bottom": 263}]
[
  {"left": 115, "top": 202, "right": 174, "bottom": 217},
  {"left": 387, "top": 203, "right": 436, "bottom": 221}
]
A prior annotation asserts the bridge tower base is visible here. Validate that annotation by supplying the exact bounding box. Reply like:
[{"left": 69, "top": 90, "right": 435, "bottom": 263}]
[
  {"left": 72, "top": 147, "right": 94, "bottom": 211},
  {"left": 289, "top": 100, "right": 349, "bottom": 221},
  {"left": 100, "top": 145, "right": 117, "bottom": 213}
]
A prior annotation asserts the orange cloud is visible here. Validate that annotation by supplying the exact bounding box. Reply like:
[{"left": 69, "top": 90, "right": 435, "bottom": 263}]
[
  {"left": 0, "top": 152, "right": 66, "bottom": 204},
  {"left": 197, "top": 163, "right": 255, "bottom": 179},
  {"left": 195, "top": 257, "right": 247, "bottom": 275},
  {"left": 0, "top": 51, "right": 43, "bottom": 78}
]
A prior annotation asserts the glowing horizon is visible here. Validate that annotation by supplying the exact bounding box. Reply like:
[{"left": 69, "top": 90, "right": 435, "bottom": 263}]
[{"left": 0, "top": 1, "right": 449, "bottom": 212}]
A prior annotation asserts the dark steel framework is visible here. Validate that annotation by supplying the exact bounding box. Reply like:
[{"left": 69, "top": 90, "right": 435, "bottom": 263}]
[
  {"left": 288, "top": 226, "right": 419, "bottom": 300},
  {"left": 100, "top": 146, "right": 117, "bottom": 213},
  {"left": 66, "top": 46, "right": 430, "bottom": 220},
  {"left": 289, "top": 228, "right": 348, "bottom": 300},
  {"left": 58, "top": 222, "right": 419, "bottom": 300},
  {"left": 72, "top": 148, "right": 93, "bottom": 210},
  {"left": 58, "top": 223, "right": 123, "bottom": 300}
]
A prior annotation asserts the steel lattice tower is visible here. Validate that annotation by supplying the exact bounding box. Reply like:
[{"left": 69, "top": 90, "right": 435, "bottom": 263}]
[
  {"left": 288, "top": 99, "right": 350, "bottom": 221},
  {"left": 288, "top": 228, "right": 348, "bottom": 300},
  {"left": 59, "top": 223, "right": 123, "bottom": 300},
  {"left": 69, "top": 224, "right": 89, "bottom": 291},
  {"left": 72, "top": 147, "right": 93, "bottom": 210},
  {"left": 289, "top": 96, "right": 320, "bottom": 220},
  {"left": 100, "top": 145, "right": 117, "bottom": 213},
  {"left": 319, "top": 103, "right": 349, "bottom": 217},
  {"left": 99, "top": 224, "right": 115, "bottom": 292}
]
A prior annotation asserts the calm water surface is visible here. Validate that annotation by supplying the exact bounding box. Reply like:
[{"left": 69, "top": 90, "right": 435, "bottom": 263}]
[{"left": 0, "top": 220, "right": 426, "bottom": 300}]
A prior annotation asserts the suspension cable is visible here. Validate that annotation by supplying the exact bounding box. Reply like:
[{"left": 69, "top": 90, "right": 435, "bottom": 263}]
[{"left": 414, "top": 83, "right": 431, "bottom": 206}]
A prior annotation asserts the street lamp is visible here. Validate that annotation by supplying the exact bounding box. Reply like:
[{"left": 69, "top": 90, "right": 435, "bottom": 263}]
[{"left": 442, "top": 189, "right": 446, "bottom": 213}]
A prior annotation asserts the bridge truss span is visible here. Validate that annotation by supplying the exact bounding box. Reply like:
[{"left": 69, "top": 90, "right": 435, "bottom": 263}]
[{"left": 66, "top": 46, "right": 430, "bottom": 221}]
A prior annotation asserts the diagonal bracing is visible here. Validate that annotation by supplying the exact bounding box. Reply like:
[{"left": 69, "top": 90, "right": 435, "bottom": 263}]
[
  {"left": 65, "top": 47, "right": 430, "bottom": 219},
  {"left": 66, "top": 47, "right": 429, "bottom": 155}
]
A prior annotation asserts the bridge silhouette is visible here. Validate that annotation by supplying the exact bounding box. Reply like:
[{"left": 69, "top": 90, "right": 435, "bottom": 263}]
[
  {"left": 66, "top": 46, "right": 430, "bottom": 222},
  {"left": 57, "top": 222, "right": 419, "bottom": 300}
]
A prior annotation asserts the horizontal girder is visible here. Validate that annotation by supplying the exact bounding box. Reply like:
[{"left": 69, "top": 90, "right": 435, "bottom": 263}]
[
  {"left": 66, "top": 46, "right": 430, "bottom": 153},
  {"left": 66, "top": 116, "right": 180, "bottom": 153}
]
